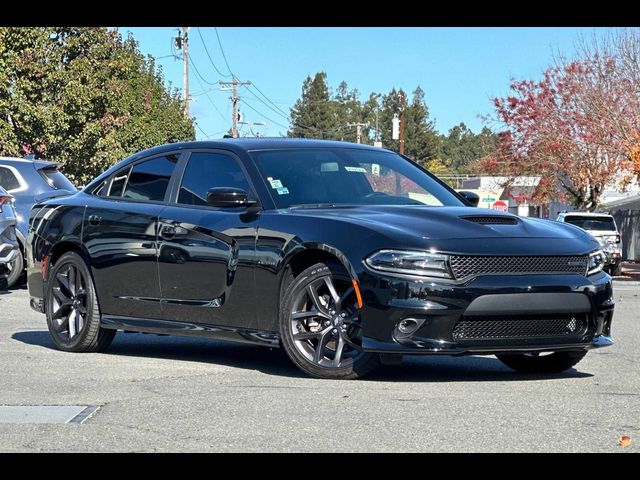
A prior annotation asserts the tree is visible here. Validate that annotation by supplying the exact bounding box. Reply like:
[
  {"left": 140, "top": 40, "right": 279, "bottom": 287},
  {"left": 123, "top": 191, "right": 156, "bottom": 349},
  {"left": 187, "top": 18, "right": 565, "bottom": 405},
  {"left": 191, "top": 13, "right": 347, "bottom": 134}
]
[
  {"left": 0, "top": 27, "right": 194, "bottom": 185},
  {"left": 288, "top": 72, "right": 339, "bottom": 139},
  {"left": 439, "top": 123, "right": 499, "bottom": 173},
  {"left": 377, "top": 87, "right": 439, "bottom": 167},
  {"left": 480, "top": 60, "right": 630, "bottom": 211}
]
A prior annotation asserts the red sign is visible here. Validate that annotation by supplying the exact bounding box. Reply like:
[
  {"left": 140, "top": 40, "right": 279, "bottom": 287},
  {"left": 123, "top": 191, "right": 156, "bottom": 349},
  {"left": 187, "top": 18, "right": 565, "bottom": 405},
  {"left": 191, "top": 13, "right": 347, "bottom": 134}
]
[{"left": 492, "top": 200, "right": 508, "bottom": 212}]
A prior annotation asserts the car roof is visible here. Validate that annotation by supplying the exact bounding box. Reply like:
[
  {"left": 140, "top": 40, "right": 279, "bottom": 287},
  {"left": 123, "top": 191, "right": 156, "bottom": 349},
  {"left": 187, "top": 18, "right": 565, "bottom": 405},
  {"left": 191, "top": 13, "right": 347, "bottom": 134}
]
[
  {"left": 84, "top": 139, "right": 395, "bottom": 190},
  {"left": 125, "top": 138, "right": 389, "bottom": 157},
  {"left": 0, "top": 156, "right": 60, "bottom": 170}
]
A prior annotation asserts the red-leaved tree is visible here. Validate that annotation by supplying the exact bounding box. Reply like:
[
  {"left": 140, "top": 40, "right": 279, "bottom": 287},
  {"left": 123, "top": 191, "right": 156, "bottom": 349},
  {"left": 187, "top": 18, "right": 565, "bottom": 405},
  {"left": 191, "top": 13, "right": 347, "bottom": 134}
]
[{"left": 481, "top": 58, "right": 633, "bottom": 211}]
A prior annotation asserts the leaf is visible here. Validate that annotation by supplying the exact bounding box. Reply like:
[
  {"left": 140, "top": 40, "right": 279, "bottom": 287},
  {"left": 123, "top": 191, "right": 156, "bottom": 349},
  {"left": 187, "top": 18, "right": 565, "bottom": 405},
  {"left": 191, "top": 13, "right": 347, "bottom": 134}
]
[{"left": 618, "top": 435, "right": 631, "bottom": 447}]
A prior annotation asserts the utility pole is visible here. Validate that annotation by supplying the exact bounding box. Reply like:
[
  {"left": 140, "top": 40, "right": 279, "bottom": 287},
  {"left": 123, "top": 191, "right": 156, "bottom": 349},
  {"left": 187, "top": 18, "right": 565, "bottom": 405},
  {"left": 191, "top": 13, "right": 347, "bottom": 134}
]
[
  {"left": 346, "top": 122, "right": 370, "bottom": 144},
  {"left": 175, "top": 27, "right": 190, "bottom": 118},
  {"left": 219, "top": 79, "right": 252, "bottom": 138},
  {"left": 396, "top": 90, "right": 406, "bottom": 194},
  {"left": 398, "top": 90, "right": 406, "bottom": 156}
]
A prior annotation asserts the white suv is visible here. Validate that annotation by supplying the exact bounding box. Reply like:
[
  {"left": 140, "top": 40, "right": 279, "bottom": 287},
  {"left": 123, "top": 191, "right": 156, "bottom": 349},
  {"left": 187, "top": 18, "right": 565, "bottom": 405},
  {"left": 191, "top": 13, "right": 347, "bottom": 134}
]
[{"left": 557, "top": 212, "right": 622, "bottom": 275}]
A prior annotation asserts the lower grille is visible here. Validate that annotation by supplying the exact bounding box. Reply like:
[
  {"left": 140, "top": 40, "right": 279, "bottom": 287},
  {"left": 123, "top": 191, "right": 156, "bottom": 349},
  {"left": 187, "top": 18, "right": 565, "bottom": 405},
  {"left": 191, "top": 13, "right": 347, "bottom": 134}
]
[{"left": 453, "top": 315, "right": 587, "bottom": 340}]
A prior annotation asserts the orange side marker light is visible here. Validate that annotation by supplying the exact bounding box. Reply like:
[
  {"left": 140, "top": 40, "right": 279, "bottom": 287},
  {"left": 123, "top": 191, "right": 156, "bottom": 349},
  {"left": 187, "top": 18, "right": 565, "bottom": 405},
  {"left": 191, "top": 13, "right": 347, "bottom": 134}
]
[{"left": 352, "top": 279, "right": 363, "bottom": 309}]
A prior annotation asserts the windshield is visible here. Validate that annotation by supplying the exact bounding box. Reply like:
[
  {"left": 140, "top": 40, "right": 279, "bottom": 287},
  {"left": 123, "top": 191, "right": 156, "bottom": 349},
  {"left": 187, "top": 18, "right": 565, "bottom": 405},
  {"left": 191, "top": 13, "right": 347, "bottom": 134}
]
[
  {"left": 564, "top": 215, "right": 616, "bottom": 231},
  {"left": 39, "top": 166, "right": 76, "bottom": 191},
  {"left": 250, "top": 148, "right": 464, "bottom": 209}
]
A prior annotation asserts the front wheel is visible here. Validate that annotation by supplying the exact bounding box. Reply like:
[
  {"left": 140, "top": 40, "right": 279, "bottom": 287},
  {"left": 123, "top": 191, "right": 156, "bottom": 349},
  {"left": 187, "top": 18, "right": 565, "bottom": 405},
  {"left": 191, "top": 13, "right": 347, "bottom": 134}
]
[
  {"left": 45, "top": 252, "right": 116, "bottom": 352},
  {"left": 279, "top": 262, "right": 379, "bottom": 379},
  {"left": 496, "top": 350, "right": 587, "bottom": 374}
]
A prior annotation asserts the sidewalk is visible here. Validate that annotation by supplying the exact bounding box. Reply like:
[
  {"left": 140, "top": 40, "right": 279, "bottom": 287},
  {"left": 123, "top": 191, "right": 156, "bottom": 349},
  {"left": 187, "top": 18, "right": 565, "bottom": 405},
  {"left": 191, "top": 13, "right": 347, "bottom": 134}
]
[{"left": 615, "top": 261, "right": 640, "bottom": 283}]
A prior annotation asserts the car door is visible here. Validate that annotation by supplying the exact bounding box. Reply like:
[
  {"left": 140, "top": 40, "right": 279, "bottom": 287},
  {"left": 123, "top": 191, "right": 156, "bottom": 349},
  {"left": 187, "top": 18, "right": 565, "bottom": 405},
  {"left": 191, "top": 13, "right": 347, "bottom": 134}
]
[
  {"left": 83, "top": 153, "right": 182, "bottom": 319},
  {"left": 157, "top": 149, "right": 259, "bottom": 328}
]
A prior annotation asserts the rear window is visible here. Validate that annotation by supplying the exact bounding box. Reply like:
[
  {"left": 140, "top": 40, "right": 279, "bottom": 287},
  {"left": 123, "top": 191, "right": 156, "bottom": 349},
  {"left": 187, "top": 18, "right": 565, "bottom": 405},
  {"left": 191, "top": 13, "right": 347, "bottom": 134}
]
[
  {"left": 0, "top": 166, "right": 22, "bottom": 191},
  {"left": 564, "top": 215, "right": 617, "bottom": 231},
  {"left": 39, "top": 167, "right": 76, "bottom": 191}
]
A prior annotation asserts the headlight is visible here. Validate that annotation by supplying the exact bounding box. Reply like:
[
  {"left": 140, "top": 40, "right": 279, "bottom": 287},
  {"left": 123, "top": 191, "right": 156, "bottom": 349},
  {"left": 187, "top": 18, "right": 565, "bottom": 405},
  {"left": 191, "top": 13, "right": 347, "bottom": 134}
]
[
  {"left": 364, "top": 249, "right": 451, "bottom": 278},
  {"left": 588, "top": 250, "right": 605, "bottom": 275}
]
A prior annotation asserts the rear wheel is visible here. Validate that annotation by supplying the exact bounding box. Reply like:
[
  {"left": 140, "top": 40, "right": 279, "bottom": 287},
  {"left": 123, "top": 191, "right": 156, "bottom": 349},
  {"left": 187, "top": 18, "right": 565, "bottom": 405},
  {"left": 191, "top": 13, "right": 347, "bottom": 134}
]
[
  {"left": 279, "top": 262, "right": 379, "bottom": 379},
  {"left": 45, "top": 252, "right": 115, "bottom": 352},
  {"left": 496, "top": 350, "right": 587, "bottom": 373},
  {"left": 5, "top": 248, "right": 24, "bottom": 288},
  {"left": 608, "top": 263, "right": 622, "bottom": 276}
]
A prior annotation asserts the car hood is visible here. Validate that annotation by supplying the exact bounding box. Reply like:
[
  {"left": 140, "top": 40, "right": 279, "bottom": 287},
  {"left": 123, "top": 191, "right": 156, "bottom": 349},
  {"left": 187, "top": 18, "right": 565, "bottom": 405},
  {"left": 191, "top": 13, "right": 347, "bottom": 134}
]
[{"left": 288, "top": 205, "right": 589, "bottom": 241}]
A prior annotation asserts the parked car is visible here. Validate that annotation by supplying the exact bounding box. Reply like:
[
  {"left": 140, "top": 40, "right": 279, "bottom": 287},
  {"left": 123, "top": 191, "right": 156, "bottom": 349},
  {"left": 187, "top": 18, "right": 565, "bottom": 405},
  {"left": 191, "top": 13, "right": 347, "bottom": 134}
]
[
  {"left": 556, "top": 211, "right": 622, "bottom": 276},
  {"left": 26, "top": 140, "right": 614, "bottom": 379},
  {"left": 0, "top": 186, "right": 19, "bottom": 290},
  {"left": 0, "top": 156, "right": 76, "bottom": 287}
]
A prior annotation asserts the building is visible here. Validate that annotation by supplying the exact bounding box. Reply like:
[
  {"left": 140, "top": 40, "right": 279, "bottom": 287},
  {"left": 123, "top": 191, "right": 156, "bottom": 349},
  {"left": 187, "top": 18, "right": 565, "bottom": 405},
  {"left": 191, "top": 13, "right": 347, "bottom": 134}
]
[
  {"left": 458, "top": 176, "right": 559, "bottom": 217},
  {"left": 603, "top": 194, "right": 640, "bottom": 261}
]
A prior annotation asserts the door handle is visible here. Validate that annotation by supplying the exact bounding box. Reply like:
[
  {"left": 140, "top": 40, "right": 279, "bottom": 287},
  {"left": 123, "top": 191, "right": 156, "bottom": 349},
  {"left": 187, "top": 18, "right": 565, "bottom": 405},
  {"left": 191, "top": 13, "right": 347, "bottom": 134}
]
[
  {"left": 88, "top": 214, "right": 102, "bottom": 226},
  {"left": 160, "top": 225, "right": 177, "bottom": 238}
]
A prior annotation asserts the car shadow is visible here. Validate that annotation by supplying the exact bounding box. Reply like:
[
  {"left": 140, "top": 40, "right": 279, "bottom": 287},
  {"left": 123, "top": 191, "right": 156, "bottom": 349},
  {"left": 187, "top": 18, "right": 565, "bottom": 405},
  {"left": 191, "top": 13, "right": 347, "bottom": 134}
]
[{"left": 11, "top": 330, "right": 593, "bottom": 382}]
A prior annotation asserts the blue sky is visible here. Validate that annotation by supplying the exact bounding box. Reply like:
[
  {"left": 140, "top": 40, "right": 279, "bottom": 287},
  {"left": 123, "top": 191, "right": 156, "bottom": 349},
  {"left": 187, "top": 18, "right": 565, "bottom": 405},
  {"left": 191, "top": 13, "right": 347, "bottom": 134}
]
[{"left": 123, "top": 27, "right": 617, "bottom": 140}]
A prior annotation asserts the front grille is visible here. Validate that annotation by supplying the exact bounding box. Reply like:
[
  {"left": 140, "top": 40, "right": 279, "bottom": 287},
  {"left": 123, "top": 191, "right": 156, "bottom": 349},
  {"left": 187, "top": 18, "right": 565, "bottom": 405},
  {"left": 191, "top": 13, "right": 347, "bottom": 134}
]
[
  {"left": 449, "top": 255, "right": 588, "bottom": 280},
  {"left": 460, "top": 215, "right": 518, "bottom": 225},
  {"left": 453, "top": 315, "right": 587, "bottom": 340}
]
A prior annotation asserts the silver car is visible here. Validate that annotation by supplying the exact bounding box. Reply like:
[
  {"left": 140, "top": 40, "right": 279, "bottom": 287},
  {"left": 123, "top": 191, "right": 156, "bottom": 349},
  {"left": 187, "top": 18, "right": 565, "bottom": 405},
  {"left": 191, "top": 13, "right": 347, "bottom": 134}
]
[
  {"left": 556, "top": 211, "right": 622, "bottom": 275},
  {"left": 0, "top": 186, "right": 18, "bottom": 289}
]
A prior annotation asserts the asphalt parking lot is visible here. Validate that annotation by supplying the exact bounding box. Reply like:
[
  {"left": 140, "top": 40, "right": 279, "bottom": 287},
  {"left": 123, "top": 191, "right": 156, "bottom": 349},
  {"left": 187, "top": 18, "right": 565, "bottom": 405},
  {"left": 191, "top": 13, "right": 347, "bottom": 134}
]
[{"left": 0, "top": 281, "right": 638, "bottom": 452}]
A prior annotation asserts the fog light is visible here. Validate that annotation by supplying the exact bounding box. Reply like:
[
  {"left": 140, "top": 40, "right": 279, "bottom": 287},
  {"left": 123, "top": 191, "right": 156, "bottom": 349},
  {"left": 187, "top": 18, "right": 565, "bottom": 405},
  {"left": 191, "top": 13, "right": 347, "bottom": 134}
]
[{"left": 397, "top": 318, "right": 421, "bottom": 335}]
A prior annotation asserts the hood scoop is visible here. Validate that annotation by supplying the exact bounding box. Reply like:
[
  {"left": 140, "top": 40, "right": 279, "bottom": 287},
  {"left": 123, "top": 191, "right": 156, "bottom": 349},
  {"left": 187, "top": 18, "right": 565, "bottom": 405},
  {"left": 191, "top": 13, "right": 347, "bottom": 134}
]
[{"left": 460, "top": 215, "right": 519, "bottom": 225}]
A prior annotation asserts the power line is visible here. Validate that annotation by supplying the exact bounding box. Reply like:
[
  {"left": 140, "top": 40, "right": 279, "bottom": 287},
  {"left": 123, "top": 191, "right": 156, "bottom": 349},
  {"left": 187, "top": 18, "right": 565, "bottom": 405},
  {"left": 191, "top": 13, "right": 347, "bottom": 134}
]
[
  {"left": 189, "top": 58, "right": 230, "bottom": 125},
  {"left": 241, "top": 99, "right": 290, "bottom": 131},
  {"left": 250, "top": 83, "right": 291, "bottom": 119},
  {"left": 188, "top": 54, "right": 218, "bottom": 86},
  {"left": 242, "top": 85, "right": 291, "bottom": 122},
  {"left": 196, "top": 27, "right": 232, "bottom": 78},
  {"left": 195, "top": 123, "right": 210, "bottom": 138},
  {"left": 214, "top": 27, "right": 235, "bottom": 78}
]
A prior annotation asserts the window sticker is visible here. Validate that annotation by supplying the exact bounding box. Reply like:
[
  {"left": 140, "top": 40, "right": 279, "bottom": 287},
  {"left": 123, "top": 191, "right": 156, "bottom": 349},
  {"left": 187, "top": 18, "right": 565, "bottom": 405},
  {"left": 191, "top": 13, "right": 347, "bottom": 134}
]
[
  {"left": 371, "top": 163, "right": 381, "bottom": 176},
  {"left": 269, "top": 179, "right": 283, "bottom": 189},
  {"left": 276, "top": 187, "right": 290, "bottom": 195},
  {"left": 345, "top": 166, "right": 367, "bottom": 173}
]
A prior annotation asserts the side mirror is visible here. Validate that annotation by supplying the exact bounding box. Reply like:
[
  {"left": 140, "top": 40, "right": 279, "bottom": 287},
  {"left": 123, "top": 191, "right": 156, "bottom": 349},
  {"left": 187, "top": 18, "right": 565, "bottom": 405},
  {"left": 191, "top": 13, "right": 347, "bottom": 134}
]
[
  {"left": 458, "top": 190, "right": 480, "bottom": 207},
  {"left": 206, "top": 188, "right": 257, "bottom": 208}
]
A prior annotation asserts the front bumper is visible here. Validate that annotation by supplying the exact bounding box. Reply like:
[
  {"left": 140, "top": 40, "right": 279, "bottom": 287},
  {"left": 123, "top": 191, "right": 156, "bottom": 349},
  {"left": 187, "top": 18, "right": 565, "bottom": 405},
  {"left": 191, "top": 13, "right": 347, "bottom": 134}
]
[{"left": 358, "top": 271, "right": 614, "bottom": 355}]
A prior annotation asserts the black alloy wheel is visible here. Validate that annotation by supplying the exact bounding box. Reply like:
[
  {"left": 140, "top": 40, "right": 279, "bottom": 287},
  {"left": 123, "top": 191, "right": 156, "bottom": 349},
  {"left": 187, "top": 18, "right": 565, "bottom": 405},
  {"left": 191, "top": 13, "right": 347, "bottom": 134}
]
[
  {"left": 280, "top": 262, "right": 379, "bottom": 379},
  {"left": 45, "top": 252, "right": 115, "bottom": 352}
]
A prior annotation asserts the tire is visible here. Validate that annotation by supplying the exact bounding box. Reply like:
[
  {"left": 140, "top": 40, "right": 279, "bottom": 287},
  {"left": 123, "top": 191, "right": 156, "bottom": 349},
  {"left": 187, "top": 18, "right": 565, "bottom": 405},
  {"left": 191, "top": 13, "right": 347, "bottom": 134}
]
[
  {"left": 496, "top": 350, "right": 587, "bottom": 374},
  {"left": 45, "top": 251, "right": 115, "bottom": 352},
  {"left": 609, "top": 263, "right": 622, "bottom": 276},
  {"left": 5, "top": 248, "right": 24, "bottom": 288},
  {"left": 279, "top": 262, "right": 379, "bottom": 379}
]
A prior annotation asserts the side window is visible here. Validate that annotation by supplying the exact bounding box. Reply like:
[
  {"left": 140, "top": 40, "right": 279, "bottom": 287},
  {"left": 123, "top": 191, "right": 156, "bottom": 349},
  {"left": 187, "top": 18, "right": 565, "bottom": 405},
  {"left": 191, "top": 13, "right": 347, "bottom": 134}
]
[
  {"left": 122, "top": 155, "right": 179, "bottom": 202},
  {"left": 177, "top": 152, "right": 252, "bottom": 206},
  {"left": 91, "top": 179, "right": 109, "bottom": 196},
  {"left": 0, "top": 166, "right": 21, "bottom": 191},
  {"left": 108, "top": 167, "right": 130, "bottom": 197}
]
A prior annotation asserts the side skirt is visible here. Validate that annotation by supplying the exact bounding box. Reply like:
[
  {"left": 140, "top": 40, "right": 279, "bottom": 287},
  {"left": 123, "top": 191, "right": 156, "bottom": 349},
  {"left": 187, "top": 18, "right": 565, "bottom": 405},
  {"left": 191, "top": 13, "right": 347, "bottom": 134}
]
[{"left": 101, "top": 316, "right": 281, "bottom": 348}]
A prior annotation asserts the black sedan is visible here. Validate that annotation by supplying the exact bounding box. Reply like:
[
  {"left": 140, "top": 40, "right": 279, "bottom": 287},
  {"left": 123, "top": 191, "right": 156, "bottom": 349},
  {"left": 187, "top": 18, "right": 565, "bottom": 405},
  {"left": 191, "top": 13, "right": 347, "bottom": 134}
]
[{"left": 26, "top": 139, "right": 614, "bottom": 379}]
